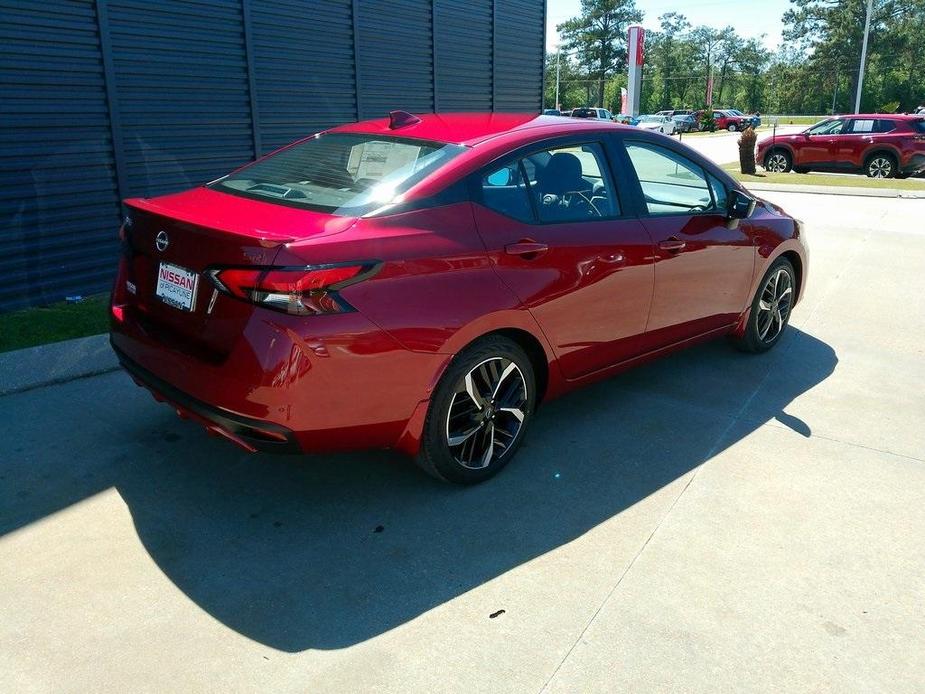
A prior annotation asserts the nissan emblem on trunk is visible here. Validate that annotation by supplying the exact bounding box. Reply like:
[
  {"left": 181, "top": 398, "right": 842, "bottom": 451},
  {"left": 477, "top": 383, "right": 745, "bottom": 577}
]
[{"left": 155, "top": 230, "right": 169, "bottom": 252}]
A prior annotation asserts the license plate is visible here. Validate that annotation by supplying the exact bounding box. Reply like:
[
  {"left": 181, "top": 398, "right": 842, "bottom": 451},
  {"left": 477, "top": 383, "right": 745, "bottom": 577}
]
[{"left": 155, "top": 262, "right": 199, "bottom": 312}]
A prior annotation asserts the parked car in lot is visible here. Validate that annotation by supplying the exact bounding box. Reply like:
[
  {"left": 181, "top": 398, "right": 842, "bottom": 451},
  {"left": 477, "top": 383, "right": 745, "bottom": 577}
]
[
  {"left": 726, "top": 109, "right": 761, "bottom": 128},
  {"left": 671, "top": 114, "right": 699, "bottom": 133},
  {"left": 111, "top": 111, "right": 807, "bottom": 484},
  {"left": 571, "top": 107, "right": 613, "bottom": 120},
  {"left": 757, "top": 114, "right": 925, "bottom": 178},
  {"left": 657, "top": 109, "right": 693, "bottom": 118},
  {"left": 542, "top": 108, "right": 562, "bottom": 116},
  {"left": 696, "top": 109, "right": 750, "bottom": 132},
  {"left": 637, "top": 114, "right": 677, "bottom": 135},
  {"left": 613, "top": 113, "right": 640, "bottom": 126}
]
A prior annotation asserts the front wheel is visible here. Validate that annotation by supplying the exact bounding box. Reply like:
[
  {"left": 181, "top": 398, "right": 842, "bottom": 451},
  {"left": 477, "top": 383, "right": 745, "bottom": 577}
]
[
  {"left": 728, "top": 124, "right": 738, "bottom": 132},
  {"left": 732, "top": 258, "right": 796, "bottom": 353},
  {"left": 416, "top": 336, "right": 536, "bottom": 484}
]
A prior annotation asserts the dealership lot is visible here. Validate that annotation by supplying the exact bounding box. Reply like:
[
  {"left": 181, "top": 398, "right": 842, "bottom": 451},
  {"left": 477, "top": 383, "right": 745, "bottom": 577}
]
[{"left": 2, "top": 190, "right": 924, "bottom": 693}]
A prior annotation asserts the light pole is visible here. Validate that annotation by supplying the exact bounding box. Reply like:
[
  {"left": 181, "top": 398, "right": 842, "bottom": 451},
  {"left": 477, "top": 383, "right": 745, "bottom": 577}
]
[
  {"left": 555, "top": 49, "right": 561, "bottom": 110},
  {"left": 854, "top": 0, "right": 873, "bottom": 114}
]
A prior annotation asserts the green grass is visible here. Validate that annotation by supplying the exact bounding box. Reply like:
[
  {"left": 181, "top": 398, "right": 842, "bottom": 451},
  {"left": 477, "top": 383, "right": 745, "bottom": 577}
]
[
  {"left": 0, "top": 294, "right": 110, "bottom": 354},
  {"left": 769, "top": 116, "right": 826, "bottom": 126},
  {"left": 722, "top": 163, "right": 925, "bottom": 191}
]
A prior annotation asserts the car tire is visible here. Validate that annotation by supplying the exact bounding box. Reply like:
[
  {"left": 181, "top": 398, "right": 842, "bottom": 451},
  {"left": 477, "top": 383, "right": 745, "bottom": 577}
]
[
  {"left": 416, "top": 335, "right": 536, "bottom": 484},
  {"left": 764, "top": 149, "right": 792, "bottom": 174},
  {"left": 732, "top": 258, "right": 797, "bottom": 354},
  {"left": 865, "top": 153, "right": 897, "bottom": 179},
  {"left": 728, "top": 124, "right": 737, "bottom": 132}
]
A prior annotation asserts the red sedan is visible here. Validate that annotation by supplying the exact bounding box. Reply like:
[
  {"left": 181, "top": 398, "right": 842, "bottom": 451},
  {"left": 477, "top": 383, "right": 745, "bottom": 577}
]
[
  {"left": 111, "top": 112, "right": 808, "bottom": 484},
  {"left": 757, "top": 114, "right": 925, "bottom": 178}
]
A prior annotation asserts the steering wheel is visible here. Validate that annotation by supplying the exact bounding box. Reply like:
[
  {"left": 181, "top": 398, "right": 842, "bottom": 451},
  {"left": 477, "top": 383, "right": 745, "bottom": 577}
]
[{"left": 562, "top": 190, "right": 604, "bottom": 218}]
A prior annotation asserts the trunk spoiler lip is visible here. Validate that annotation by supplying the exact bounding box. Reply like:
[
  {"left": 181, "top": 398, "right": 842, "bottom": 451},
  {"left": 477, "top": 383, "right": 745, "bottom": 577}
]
[{"left": 125, "top": 196, "right": 297, "bottom": 247}]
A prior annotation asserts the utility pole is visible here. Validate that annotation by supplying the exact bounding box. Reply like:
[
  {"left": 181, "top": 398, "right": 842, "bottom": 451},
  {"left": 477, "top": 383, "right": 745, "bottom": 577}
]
[
  {"left": 854, "top": 0, "right": 873, "bottom": 114},
  {"left": 555, "top": 49, "right": 561, "bottom": 110}
]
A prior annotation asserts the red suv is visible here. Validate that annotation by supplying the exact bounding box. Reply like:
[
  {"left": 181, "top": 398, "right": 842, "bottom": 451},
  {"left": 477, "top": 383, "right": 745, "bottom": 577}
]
[
  {"left": 111, "top": 112, "right": 807, "bottom": 484},
  {"left": 757, "top": 114, "right": 925, "bottom": 178}
]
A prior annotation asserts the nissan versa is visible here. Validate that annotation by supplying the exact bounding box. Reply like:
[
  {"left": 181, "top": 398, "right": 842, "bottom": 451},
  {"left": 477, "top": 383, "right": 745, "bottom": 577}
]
[{"left": 111, "top": 112, "right": 808, "bottom": 484}]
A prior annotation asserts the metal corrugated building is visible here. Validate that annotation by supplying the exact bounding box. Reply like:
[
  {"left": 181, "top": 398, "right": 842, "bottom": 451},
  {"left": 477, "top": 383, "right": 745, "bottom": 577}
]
[{"left": 0, "top": 0, "right": 546, "bottom": 311}]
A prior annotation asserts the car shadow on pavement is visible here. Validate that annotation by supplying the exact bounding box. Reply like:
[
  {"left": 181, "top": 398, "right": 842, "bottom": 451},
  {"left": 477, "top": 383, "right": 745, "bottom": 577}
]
[{"left": 0, "top": 328, "right": 836, "bottom": 652}]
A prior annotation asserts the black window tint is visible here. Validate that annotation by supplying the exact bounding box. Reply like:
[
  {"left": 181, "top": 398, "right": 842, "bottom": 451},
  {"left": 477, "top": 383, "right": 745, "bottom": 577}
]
[
  {"left": 912, "top": 119, "right": 925, "bottom": 133},
  {"left": 626, "top": 143, "right": 713, "bottom": 215},
  {"left": 481, "top": 163, "right": 533, "bottom": 222},
  {"left": 527, "top": 142, "right": 618, "bottom": 222},
  {"left": 876, "top": 119, "right": 897, "bottom": 133}
]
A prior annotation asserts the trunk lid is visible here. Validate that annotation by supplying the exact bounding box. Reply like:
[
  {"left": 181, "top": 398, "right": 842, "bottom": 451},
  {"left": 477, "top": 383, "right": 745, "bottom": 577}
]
[{"left": 122, "top": 187, "right": 357, "bottom": 360}]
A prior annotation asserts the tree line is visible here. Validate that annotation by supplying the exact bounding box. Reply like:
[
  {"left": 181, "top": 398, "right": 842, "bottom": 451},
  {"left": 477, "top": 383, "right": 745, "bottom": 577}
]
[{"left": 546, "top": 0, "right": 925, "bottom": 115}]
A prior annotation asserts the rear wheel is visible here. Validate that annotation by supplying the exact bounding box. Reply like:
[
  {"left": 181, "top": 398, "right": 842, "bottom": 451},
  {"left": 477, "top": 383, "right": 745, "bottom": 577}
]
[
  {"left": 732, "top": 258, "right": 796, "bottom": 354},
  {"left": 866, "top": 153, "right": 897, "bottom": 179},
  {"left": 416, "top": 336, "right": 535, "bottom": 484},
  {"left": 764, "top": 149, "right": 792, "bottom": 173}
]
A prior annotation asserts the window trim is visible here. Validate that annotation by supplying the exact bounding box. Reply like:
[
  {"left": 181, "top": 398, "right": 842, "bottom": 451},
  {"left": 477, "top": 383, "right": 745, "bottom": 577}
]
[
  {"left": 622, "top": 139, "right": 725, "bottom": 219},
  {"left": 473, "top": 136, "right": 629, "bottom": 225}
]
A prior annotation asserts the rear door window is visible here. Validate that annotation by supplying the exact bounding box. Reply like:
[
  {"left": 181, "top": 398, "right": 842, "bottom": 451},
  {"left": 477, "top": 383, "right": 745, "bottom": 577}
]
[
  {"left": 848, "top": 119, "right": 876, "bottom": 134},
  {"left": 523, "top": 143, "right": 619, "bottom": 222}
]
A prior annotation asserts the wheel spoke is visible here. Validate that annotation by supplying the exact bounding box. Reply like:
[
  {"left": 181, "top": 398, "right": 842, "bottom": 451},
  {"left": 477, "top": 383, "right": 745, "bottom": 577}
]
[
  {"left": 476, "top": 424, "right": 495, "bottom": 469},
  {"left": 759, "top": 299, "right": 772, "bottom": 311},
  {"left": 464, "top": 371, "right": 486, "bottom": 410},
  {"left": 491, "top": 361, "right": 517, "bottom": 399},
  {"left": 498, "top": 406, "right": 524, "bottom": 422},
  {"left": 448, "top": 425, "right": 481, "bottom": 447}
]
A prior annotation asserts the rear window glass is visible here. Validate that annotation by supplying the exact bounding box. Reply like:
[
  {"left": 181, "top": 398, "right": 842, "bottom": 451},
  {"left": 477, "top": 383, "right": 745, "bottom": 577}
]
[
  {"left": 211, "top": 134, "right": 466, "bottom": 215},
  {"left": 911, "top": 120, "right": 925, "bottom": 133}
]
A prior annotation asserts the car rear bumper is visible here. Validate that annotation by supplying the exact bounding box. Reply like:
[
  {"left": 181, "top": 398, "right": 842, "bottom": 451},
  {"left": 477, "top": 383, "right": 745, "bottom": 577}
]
[
  {"left": 114, "top": 343, "right": 300, "bottom": 453},
  {"left": 110, "top": 300, "right": 448, "bottom": 455}
]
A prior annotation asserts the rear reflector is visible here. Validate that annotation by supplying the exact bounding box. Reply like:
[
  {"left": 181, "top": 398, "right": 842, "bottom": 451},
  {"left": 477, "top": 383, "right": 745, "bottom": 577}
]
[{"left": 208, "top": 264, "right": 373, "bottom": 315}]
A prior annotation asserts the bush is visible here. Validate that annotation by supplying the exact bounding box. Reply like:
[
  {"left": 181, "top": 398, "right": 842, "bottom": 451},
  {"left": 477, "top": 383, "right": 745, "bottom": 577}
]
[
  {"left": 738, "top": 126, "right": 757, "bottom": 175},
  {"left": 700, "top": 109, "right": 717, "bottom": 132}
]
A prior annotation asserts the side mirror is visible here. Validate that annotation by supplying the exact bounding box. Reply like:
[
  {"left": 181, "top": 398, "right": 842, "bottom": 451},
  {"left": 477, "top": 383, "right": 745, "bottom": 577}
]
[{"left": 727, "top": 189, "right": 757, "bottom": 220}]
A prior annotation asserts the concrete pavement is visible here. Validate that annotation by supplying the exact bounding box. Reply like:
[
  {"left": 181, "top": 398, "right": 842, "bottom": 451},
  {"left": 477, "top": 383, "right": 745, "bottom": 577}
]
[{"left": 1, "top": 192, "right": 924, "bottom": 693}]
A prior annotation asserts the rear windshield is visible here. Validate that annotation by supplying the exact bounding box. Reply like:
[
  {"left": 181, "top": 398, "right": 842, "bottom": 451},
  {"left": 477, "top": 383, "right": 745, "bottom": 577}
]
[{"left": 211, "top": 133, "right": 466, "bottom": 215}]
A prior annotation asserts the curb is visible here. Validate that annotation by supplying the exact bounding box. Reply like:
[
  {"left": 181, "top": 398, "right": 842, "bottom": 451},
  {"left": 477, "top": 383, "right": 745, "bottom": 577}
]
[
  {"left": 742, "top": 182, "right": 925, "bottom": 199},
  {"left": 0, "top": 333, "right": 119, "bottom": 397}
]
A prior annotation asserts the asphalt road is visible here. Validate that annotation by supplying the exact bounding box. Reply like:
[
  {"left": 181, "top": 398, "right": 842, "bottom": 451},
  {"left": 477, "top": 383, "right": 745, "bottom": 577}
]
[{"left": 2, "top": 191, "right": 924, "bottom": 693}]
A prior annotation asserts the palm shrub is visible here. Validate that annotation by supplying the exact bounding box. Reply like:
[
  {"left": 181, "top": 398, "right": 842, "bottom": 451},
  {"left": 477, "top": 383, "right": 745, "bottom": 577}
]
[{"left": 738, "top": 126, "right": 757, "bottom": 175}]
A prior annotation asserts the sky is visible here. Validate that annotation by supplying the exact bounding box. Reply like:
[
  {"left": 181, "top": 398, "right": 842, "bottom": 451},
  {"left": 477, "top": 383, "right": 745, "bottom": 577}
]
[{"left": 546, "top": 0, "right": 794, "bottom": 53}]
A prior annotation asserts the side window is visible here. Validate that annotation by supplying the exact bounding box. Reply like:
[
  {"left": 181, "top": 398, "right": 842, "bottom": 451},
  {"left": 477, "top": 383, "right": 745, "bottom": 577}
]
[
  {"left": 807, "top": 119, "right": 846, "bottom": 136},
  {"left": 625, "top": 143, "right": 713, "bottom": 215},
  {"left": 849, "top": 119, "right": 875, "bottom": 134},
  {"left": 481, "top": 162, "right": 533, "bottom": 223},
  {"left": 523, "top": 142, "right": 619, "bottom": 222},
  {"left": 875, "top": 119, "right": 897, "bottom": 133}
]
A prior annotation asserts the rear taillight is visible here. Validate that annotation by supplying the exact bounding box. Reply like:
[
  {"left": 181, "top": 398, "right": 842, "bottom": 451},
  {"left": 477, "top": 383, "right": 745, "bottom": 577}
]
[{"left": 208, "top": 264, "right": 376, "bottom": 315}]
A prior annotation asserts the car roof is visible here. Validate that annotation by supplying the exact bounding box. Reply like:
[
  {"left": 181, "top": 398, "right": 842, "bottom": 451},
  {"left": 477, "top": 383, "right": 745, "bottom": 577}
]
[
  {"left": 324, "top": 112, "right": 627, "bottom": 147},
  {"left": 834, "top": 113, "right": 923, "bottom": 120}
]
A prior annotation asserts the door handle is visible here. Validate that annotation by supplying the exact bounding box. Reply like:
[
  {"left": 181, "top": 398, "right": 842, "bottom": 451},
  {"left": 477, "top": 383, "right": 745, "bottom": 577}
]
[
  {"left": 505, "top": 241, "right": 549, "bottom": 258},
  {"left": 597, "top": 251, "right": 626, "bottom": 265},
  {"left": 658, "top": 237, "right": 687, "bottom": 252}
]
